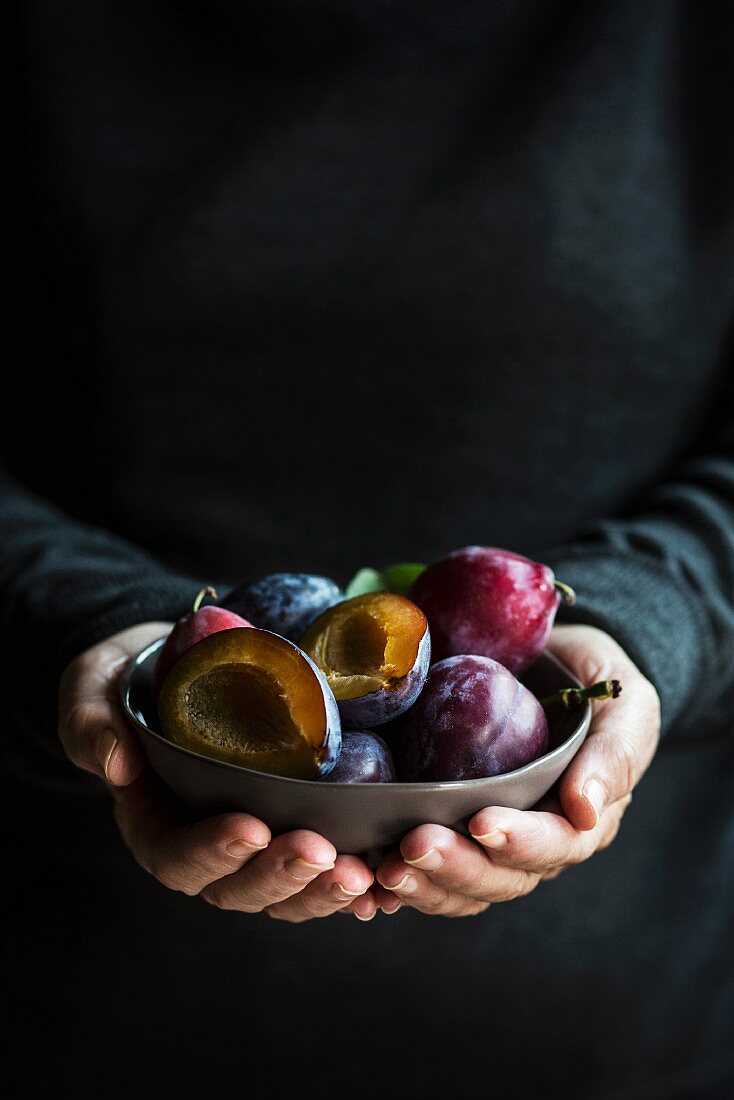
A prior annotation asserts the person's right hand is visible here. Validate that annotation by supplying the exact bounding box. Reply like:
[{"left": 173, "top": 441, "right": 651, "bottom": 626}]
[{"left": 58, "top": 622, "right": 382, "bottom": 922}]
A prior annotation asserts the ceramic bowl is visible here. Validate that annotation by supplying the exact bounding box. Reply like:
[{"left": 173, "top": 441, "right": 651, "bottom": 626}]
[{"left": 120, "top": 639, "right": 590, "bottom": 854}]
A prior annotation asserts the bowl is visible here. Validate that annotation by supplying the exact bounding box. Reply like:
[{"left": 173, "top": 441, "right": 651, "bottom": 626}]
[{"left": 120, "top": 639, "right": 591, "bottom": 854}]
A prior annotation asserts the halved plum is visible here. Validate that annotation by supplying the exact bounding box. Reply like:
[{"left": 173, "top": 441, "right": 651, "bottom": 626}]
[
  {"left": 300, "top": 592, "right": 431, "bottom": 728},
  {"left": 157, "top": 628, "right": 341, "bottom": 779}
]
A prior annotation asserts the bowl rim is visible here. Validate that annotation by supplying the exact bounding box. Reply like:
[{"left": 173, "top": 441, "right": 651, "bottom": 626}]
[{"left": 120, "top": 637, "right": 591, "bottom": 792}]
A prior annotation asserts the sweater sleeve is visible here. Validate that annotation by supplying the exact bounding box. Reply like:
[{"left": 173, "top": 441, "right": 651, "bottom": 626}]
[
  {"left": 542, "top": 372, "right": 734, "bottom": 739},
  {"left": 0, "top": 468, "right": 199, "bottom": 761}
]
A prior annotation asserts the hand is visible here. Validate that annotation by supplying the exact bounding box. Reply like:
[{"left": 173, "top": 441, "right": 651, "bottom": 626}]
[
  {"left": 58, "top": 623, "right": 378, "bottom": 922},
  {"left": 375, "top": 625, "right": 661, "bottom": 917}
]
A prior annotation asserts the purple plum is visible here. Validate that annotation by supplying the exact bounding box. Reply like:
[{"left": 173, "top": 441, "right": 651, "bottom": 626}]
[
  {"left": 410, "top": 546, "right": 575, "bottom": 674},
  {"left": 322, "top": 730, "right": 396, "bottom": 783},
  {"left": 300, "top": 592, "right": 431, "bottom": 728},
  {"left": 395, "top": 655, "right": 549, "bottom": 782},
  {"left": 223, "top": 573, "right": 344, "bottom": 641}
]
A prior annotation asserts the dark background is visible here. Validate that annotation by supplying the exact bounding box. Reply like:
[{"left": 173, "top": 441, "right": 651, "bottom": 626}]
[{"left": 5, "top": 3, "right": 734, "bottom": 1097}]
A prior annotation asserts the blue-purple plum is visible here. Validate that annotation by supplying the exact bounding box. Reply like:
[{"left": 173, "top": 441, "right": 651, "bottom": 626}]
[
  {"left": 223, "top": 573, "right": 344, "bottom": 641},
  {"left": 158, "top": 628, "right": 341, "bottom": 780},
  {"left": 322, "top": 730, "right": 396, "bottom": 783},
  {"left": 300, "top": 592, "right": 431, "bottom": 728},
  {"left": 395, "top": 655, "right": 549, "bottom": 782}
]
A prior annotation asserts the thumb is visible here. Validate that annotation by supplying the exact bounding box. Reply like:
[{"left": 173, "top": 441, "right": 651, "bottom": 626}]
[
  {"left": 59, "top": 644, "right": 148, "bottom": 787},
  {"left": 558, "top": 674, "right": 660, "bottom": 831}
]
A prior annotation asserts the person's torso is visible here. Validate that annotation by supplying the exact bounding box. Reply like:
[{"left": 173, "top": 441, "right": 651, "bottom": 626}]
[{"left": 14, "top": 0, "right": 734, "bottom": 581}]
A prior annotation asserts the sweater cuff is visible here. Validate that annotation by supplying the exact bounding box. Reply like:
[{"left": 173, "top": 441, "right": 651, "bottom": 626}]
[
  {"left": 542, "top": 548, "right": 711, "bottom": 735},
  {"left": 54, "top": 573, "right": 199, "bottom": 674}
]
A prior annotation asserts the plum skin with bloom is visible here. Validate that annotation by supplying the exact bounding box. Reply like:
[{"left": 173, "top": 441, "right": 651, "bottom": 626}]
[
  {"left": 152, "top": 598, "right": 252, "bottom": 699},
  {"left": 395, "top": 655, "right": 549, "bottom": 782},
  {"left": 223, "top": 573, "right": 344, "bottom": 641},
  {"left": 322, "top": 730, "right": 396, "bottom": 783},
  {"left": 410, "top": 546, "right": 568, "bottom": 674}
]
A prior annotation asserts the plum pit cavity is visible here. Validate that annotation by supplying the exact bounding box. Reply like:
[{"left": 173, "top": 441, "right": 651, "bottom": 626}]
[{"left": 185, "top": 663, "right": 301, "bottom": 755}]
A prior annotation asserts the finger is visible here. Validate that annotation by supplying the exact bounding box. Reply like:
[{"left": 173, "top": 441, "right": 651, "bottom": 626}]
[
  {"left": 399, "top": 824, "right": 537, "bottom": 902},
  {"left": 266, "top": 856, "right": 373, "bottom": 922},
  {"left": 339, "top": 885, "right": 401, "bottom": 919},
  {"left": 201, "top": 830, "right": 337, "bottom": 913},
  {"left": 112, "top": 771, "right": 271, "bottom": 894},
  {"left": 339, "top": 885, "right": 386, "bottom": 921},
  {"left": 377, "top": 851, "right": 491, "bottom": 917},
  {"left": 558, "top": 681, "right": 659, "bottom": 831},
  {"left": 469, "top": 798, "right": 630, "bottom": 873},
  {"left": 546, "top": 626, "right": 660, "bottom": 830},
  {"left": 373, "top": 884, "right": 403, "bottom": 915},
  {"left": 59, "top": 630, "right": 170, "bottom": 786}
]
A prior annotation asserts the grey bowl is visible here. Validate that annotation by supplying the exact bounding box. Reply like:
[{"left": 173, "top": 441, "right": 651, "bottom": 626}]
[{"left": 120, "top": 639, "right": 591, "bottom": 854}]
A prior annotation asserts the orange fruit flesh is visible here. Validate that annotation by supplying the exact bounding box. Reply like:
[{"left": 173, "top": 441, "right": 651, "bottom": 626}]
[
  {"left": 157, "top": 628, "right": 328, "bottom": 778},
  {"left": 301, "top": 592, "right": 427, "bottom": 702}
]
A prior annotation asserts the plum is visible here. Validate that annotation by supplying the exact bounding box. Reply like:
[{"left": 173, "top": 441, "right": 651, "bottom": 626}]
[
  {"left": 157, "top": 627, "right": 341, "bottom": 779},
  {"left": 223, "top": 573, "right": 344, "bottom": 641},
  {"left": 152, "top": 587, "right": 253, "bottom": 699},
  {"left": 300, "top": 592, "right": 431, "bottom": 728},
  {"left": 322, "top": 730, "right": 396, "bottom": 783},
  {"left": 395, "top": 655, "right": 549, "bottom": 782},
  {"left": 410, "top": 546, "right": 576, "bottom": 674}
]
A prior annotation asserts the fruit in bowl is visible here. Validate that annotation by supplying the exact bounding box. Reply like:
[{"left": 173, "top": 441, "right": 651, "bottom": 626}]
[
  {"left": 323, "top": 730, "right": 396, "bottom": 784},
  {"left": 393, "top": 655, "right": 549, "bottom": 782},
  {"left": 151, "top": 587, "right": 253, "bottom": 699},
  {"left": 223, "top": 573, "right": 344, "bottom": 641},
  {"left": 300, "top": 591, "right": 431, "bottom": 728},
  {"left": 410, "top": 546, "right": 576, "bottom": 673},
  {"left": 157, "top": 627, "right": 341, "bottom": 780},
  {"left": 120, "top": 549, "right": 621, "bottom": 852}
]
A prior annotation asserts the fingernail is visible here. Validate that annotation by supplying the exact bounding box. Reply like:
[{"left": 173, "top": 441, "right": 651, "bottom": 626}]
[
  {"left": 390, "top": 873, "right": 417, "bottom": 895},
  {"left": 404, "top": 848, "right": 443, "bottom": 871},
  {"left": 285, "top": 858, "right": 335, "bottom": 882},
  {"left": 381, "top": 901, "right": 402, "bottom": 915},
  {"left": 226, "top": 839, "right": 268, "bottom": 857},
  {"left": 582, "top": 779, "right": 606, "bottom": 823},
  {"left": 355, "top": 910, "right": 376, "bottom": 922},
  {"left": 96, "top": 730, "right": 119, "bottom": 780},
  {"left": 333, "top": 883, "right": 363, "bottom": 900},
  {"left": 471, "top": 829, "right": 508, "bottom": 849}
]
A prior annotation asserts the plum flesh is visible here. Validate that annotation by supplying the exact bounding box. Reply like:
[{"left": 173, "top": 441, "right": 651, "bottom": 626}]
[
  {"left": 395, "top": 655, "right": 549, "bottom": 782},
  {"left": 300, "top": 592, "right": 431, "bottom": 728},
  {"left": 410, "top": 546, "right": 574, "bottom": 674},
  {"left": 322, "top": 730, "right": 396, "bottom": 783},
  {"left": 157, "top": 628, "right": 341, "bottom": 779},
  {"left": 223, "top": 573, "right": 344, "bottom": 641}
]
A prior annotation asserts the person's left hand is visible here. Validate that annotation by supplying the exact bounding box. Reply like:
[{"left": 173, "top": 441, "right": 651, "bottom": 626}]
[{"left": 374, "top": 625, "right": 661, "bottom": 917}]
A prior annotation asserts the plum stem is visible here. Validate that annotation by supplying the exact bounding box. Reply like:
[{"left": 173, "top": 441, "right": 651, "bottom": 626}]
[
  {"left": 540, "top": 679, "right": 622, "bottom": 710},
  {"left": 192, "top": 586, "right": 218, "bottom": 613},
  {"left": 553, "top": 579, "right": 577, "bottom": 605}
]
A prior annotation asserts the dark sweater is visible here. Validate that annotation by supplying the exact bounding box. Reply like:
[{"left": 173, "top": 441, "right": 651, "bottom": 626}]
[{"left": 4, "top": 2, "right": 734, "bottom": 1097}]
